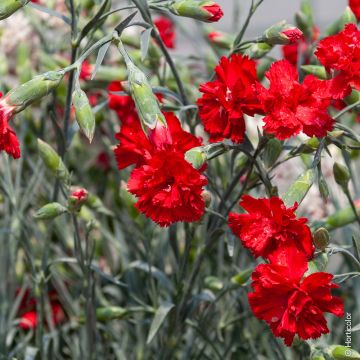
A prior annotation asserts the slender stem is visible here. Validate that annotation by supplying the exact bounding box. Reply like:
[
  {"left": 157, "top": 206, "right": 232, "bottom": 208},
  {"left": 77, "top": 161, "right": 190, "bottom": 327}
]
[
  {"left": 334, "top": 99, "right": 360, "bottom": 120},
  {"left": 344, "top": 188, "right": 360, "bottom": 229}
]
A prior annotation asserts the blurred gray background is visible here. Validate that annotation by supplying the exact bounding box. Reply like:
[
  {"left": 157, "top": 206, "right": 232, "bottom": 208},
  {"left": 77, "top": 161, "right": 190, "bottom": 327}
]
[{"left": 174, "top": 0, "right": 348, "bottom": 54}]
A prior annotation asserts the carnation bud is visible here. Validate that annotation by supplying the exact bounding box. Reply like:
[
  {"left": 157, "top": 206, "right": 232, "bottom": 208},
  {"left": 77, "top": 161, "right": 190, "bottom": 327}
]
[
  {"left": 313, "top": 227, "right": 330, "bottom": 251},
  {"left": 202, "top": 190, "right": 212, "bottom": 207},
  {"left": 318, "top": 176, "right": 330, "bottom": 199},
  {"left": 333, "top": 162, "right": 350, "bottom": 190},
  {"left": 0, "top": 0, "right": 29, "bottom": 20},
  {"left": 68, "top": 188, "right": 89, "bottom": 212},
  {"left": 6, "top": 70, "right": 64, "bottom": 113},
  {"left": 326, "top": 7, "right": 357, "bottom": 36},
  {"left": 169, "top": 1, "right": 224, "bottom": 23},
  {"left": 37, "top": 139, "right": 69, "bottom": 181},
  {"left": 231, "top": 268, "right": 253, "bottom": 286},
  {"left": 185, "top": 142, "right": 228, "bottom": 169},
  {"left": 295, "top": 0, "right": 313, "bottom": 38},
  {"left": 205, "top": 29, "right": 234, "bottom": 49},
  {"left": 204, "top": 276, "right": 223, "bottom": 291},
  {"left": 78, "top": 306, "right": 128, "bottom": 323},
  {"left": 301, "top": 65, "right": 327, "bottom": 79},
  {"left": 127, "top": 62, "right": 166, "bottom": 130},
  {"left": 242, "top": 42, "right": 273, "bottom": 59},
  {"left": 72, "top": 89, "right": 95, "bottom": 143},
  {"left": 35, "top": 202, "right": 68, "bottom": 220},
  {"left": 262, "top": 21, "right": 303, "bottom": 45},
  {"left": 328, "top": 345, "right": 360, "bottom": 360}
]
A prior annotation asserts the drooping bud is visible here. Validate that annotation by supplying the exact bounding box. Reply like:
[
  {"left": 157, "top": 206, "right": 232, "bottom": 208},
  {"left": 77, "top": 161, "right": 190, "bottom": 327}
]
[
  {"left": 313, "top": 227, "right": 330, "bottom": 251},
  {"left": 126, "top": 61, "right": 166, "bottom": 130},
  {"left": 169, "top": 1, "right": 224, "bottom": 23},
  {"left": 68, "top": 188, "right": 89, "bottom": 212},
  {"left": 6, "top": 70, "right": 64, "bottom": 113},
  {"left": 34, "top": 202, "right": 68, "bottom": 220},
  {"left": 205, "top": 29, "right": 234, "bottom": 49},
  {"left": 262, "top": 21, "right": 303, "bottom": 45},
  {"left": 72, "top": 88, "right": 95, "bottom": 143},
  {"left": 333, "top": 162, "right": 350, "bottom": 190},
  {"left": 0, "top": 0, "right": 30, "bottom": 21},
  {"left": 37, "top": 139, "right": 69, "bottom": 181}
]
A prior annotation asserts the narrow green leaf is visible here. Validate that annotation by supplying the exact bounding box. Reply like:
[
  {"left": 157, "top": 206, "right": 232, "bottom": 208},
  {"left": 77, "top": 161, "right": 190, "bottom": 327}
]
[
  {"left": 91, "top": 41, "right": 111, "bottom": 80},
  {"left": 140, "top": 27, "right": 153, "bottom": 61},
  {"left": 283, "top": 169, "right": 315, "bottom": 207},
  {"left": 146, "top": 302, "right": 174, "bottom": 344}
]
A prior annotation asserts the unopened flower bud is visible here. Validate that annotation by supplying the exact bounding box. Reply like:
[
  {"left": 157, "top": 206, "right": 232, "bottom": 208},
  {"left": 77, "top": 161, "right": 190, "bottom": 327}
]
[
  {"left": 333, "top": 162, "right": 350, "bottom": 190},
  {"left": 185, "top": 146, "right": 207, "bottom": 169},
  {"left": 0, "top": 0, "right": 29, "bottom": 21},
  {"left": 72, "top": 88, "right": 95, "bottom": 143},
  {"left": 328, "top": 345, "right": 360, "bottom": 360},
  {"left": 68, "top": 188, "right": 88, "bottom": 211},
  {"left": 37, "top": 139, "right": 69, "bottom": 181},
  {"left": 318, "top": 176, "right": 330, "bottom": 199},
  {"left": 6, "top": 70, "right": 64, "bottom": 113},
  {"left": 242, "top": 42, "right": 273, "bottom": 59},
  {"left": 169, "top": 1, "right": 224, "bottom": 23},
  {"left": 35, "top": 202, "right": 68, "bottom": 220},
  {"left": 301, "top": 65, "right": 327, "bottom": 79},
  {"left": 262, "top": 21, "right": 303, "bottom": 45},
  {"left": 206, "top": 29, "right": 234, "bottom": 49},
  {"left": 231, "top": 268, "right": 253, "bottom": 286},
  {"left": 127, "top": 62, "right": 166, "bottom": 130},
  {"left": 313, "top": 227, "right": 330, "bottom": 251},
  {"left": 204, "top": 276, "right": 223, "bottom": 291},
  {"left": 202, "top": 190, "right": 212, "bottom": 207}
]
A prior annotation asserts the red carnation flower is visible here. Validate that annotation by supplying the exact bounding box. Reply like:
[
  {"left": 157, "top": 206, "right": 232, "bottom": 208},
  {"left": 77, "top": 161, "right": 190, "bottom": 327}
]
[
  {"left": 349, "top": 0, "right": 360, "bottom": 21},
  {"left": 128, "top": 151, "right": 207, "bottom": 226},
  {"left": 228, "top": 195, "right": 314, "bottom": 263},
  {"left": 114, "top": 112, "right": 202, "bottom": 169},
  {"left": 17, "top": 290, "right": 65, "bottom": 330},
  {"left": 154, "top": 16, "right": 176, "bottom": 49},
  {"left": 115, "top": 113, "right": 207, "bottom": 226},
  {"left": 0, "top": 93, "right": 20, "bottom": 159},
  {"left": 248, "top": 254, "right": 344, "bottom": 346},
  {"left": 108, "top": 81, "right": 138, "bottom": 125},
  {"left": 315, "top": 24, "right": 360, "bottom": 99},
  {"left": 256, "top": 60, "right": 334, "bottom": 139},
  {"left": 197, "top": 54, "right": 262, "bottom": 143},
  {"left": 79, "top": 60, "right": 93, "bottom": 81},
  {"left": 202, "top": 4, "right": 224, "bottom": 22}
]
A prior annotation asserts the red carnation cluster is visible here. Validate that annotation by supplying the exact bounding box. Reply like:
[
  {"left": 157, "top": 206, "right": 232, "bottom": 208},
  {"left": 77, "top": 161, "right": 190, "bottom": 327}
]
[
  {"left": 0, "top": 93, "right": 20, "bottom": 159},
  {"left": 114, "top": 113, "right": 207, "bottom": 226},
  {"left": 257, "top": 60, "right": 334, "bottom": 139},
  {"left": 197, "top": 54, "right": 262, "bottom": 144},
  {"left": 315, "top": 24, "right": 360, "bottom": 99},
  {"left": 154, "top": 16, "right": 176, "bottom": 49},
  {"left": 228, "top": 195, "right": 343, "bottom": 345}
]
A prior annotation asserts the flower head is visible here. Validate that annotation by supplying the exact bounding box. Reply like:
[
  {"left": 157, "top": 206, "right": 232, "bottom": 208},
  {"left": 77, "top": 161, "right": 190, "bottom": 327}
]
[
  {"left": 0, "top": 93, "right": 19, "bottom": 158},
  {"left": 349, "top": 0, "right": 360, "bottom": 21},
  {"left": 114, "top": 113, "right": 207, "bottom": 226},
  {"left": 154, "top": 16, "right": 176, "bottom": 49},
  {"left": 197, "top": 54, "right": 262, "bottom": 143},
  {"left": 257, "top": 60, "right": 334, "bottom": 139},
  {"left": 202, "top": 3, "right": 223, "bottom": 22},
  {"left": 315, "top": 24, "right": 360, "bottom": 99},
  {"left": 248, "top": 255, "right": 344, "bottom": 346},
  {"left": 169, "top": 1, "right": 223, "bottom": 23},
  {"left": 228, "top": 195, "right": 314, "bottom": 263}
]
